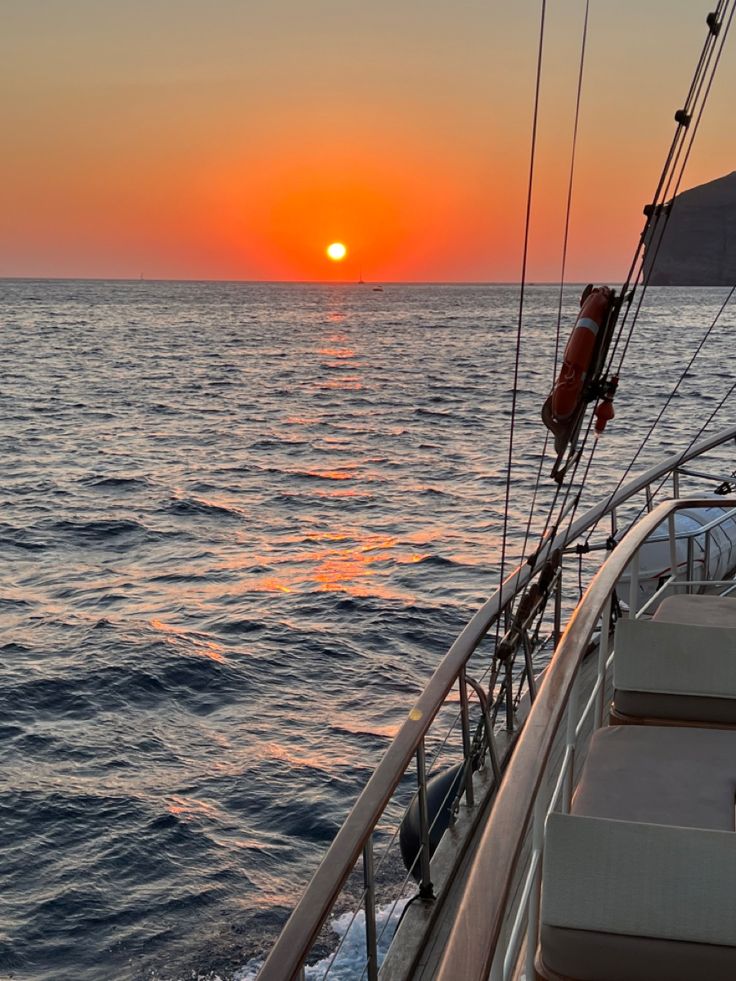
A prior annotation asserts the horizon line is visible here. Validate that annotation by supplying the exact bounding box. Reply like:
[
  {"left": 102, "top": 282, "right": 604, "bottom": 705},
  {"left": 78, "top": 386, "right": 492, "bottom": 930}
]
[{"left": 1, "top": 275, "right": 626, "bottom": 287}]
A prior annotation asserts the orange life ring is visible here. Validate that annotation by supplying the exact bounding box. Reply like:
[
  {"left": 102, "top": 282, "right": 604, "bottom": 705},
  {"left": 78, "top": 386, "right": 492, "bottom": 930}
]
[{"left": 550, "top": 286, "right": 614, "bottom": 422}]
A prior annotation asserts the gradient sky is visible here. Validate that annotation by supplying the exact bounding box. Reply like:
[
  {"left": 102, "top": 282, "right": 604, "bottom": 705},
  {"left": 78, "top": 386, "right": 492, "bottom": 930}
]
[{"left": 2, "top": 1, "right": 734, "bottom": 282}]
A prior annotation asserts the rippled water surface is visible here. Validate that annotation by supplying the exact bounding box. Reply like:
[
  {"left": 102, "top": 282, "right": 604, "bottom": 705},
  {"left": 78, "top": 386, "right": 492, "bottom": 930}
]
[{"left": 2, "top": 280, "right": 734, "bottom": 979}]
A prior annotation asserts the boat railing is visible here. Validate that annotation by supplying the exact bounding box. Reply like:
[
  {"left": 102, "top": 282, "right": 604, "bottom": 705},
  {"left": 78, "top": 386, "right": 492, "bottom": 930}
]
[
  {"left": 435, "top": 494, "right": 736, "bottom": 981},
  {"left": 630, "top": 503, "right": 736, "bottom": 603},
  {"left": 256, "top": 424, "right": 736, "bottom": 981}
]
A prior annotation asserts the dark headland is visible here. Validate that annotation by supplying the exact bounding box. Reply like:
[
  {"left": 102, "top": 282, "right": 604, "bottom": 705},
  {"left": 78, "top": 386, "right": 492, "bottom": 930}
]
[{"left": 644, "top": 171, "right": 736, "bottom": 286}]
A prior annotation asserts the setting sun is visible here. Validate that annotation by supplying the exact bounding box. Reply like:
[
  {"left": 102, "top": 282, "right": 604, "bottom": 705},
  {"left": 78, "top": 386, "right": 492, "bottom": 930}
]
[{"left": 326, "top": 242, "right": 347, "bottom": 262}]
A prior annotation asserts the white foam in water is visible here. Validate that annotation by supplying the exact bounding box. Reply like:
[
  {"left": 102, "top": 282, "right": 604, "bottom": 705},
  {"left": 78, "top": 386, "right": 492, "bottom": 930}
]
[{"left": 235, "top": 897, "right": 411, "bottom": 981}]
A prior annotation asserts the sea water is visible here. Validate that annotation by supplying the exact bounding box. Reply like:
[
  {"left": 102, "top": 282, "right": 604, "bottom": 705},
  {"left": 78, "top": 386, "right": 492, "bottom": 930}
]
[{"left": 2, "top": 280, "right": 733, "bottom": 979}]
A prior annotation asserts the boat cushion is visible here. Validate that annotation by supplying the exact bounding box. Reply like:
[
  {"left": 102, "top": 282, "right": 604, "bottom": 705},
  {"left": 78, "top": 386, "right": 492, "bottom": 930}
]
[
  {"left": 539, "top": 726, "right": 736, "bottom": 980},
  {"left": 614, "top": 688, "right": 736, "bottom": 724},
  {"left": 539, "top": 927, "right": 736, "bottom": 981},
  {"left": 653, "top": 593, "right": 736, "bottom": 627},
  {"left": 570, "top": 724, "right": 736, "bottom": 831},
  {"left": 540, "top": 812, "right": 736, "bottom": 981},
  {"left": 612, "top": 615, "right": 736, "bottom": 725}
]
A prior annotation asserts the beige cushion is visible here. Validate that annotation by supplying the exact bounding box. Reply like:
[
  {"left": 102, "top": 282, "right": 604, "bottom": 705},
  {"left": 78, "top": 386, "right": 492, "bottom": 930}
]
[
  {"left": 654, "top": 593, "right": 736, "bottom": 627},
  {"left": 571, "top": 724, "right": 736, "bottom": 830},
  {"left": 614, "top": 688, "right": 736, "bottom": 724},
  {"left": 613, "top": 615, "right": 736, "bottom": 725},
  {"left": 540, "top": 812, "right": 736, "bottom": 981},
  {"left": 540, "top": 926, "right": 736, "bottom": 981}
]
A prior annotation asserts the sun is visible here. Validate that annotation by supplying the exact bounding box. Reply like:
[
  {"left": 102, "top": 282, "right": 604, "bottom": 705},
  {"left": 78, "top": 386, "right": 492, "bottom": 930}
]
[{"left": 326, "top": 242, "right": 347, "bottom": 261}]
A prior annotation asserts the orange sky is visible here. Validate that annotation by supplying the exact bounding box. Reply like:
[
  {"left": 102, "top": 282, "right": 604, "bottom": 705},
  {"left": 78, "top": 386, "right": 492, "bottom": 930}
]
[{"left": 1, "top": 1, "right": 734, "bottom": 282}]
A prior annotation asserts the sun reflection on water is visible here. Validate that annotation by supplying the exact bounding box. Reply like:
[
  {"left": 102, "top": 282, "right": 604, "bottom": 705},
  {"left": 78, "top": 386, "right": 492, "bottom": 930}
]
[
  {"left": 149, "top": 618, "right": 227, "bottom": 662},
  {"left": 237, "top": 527, "right": 441, "bottom": 602}
]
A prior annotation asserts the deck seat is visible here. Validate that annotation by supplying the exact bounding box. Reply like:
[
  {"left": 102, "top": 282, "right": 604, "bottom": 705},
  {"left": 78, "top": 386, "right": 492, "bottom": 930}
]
[
  {"left": 538, "top": 814, "right": 736, "bottom": 981},
  {"left": 570, "top": 724, "right": 736, "bottom": 830},
  {"left": 537, "top": 725, "right": 736, "bottom": 981},
  {"left": 653, "top": 592, "right": 736, "bottom": 627},
  {"left": 610, "top": 598, "right": 736, "bottom": 727}
]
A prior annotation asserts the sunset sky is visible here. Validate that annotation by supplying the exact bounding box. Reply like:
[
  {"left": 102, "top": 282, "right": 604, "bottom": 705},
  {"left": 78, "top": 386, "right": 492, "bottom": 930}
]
[{"left": 2, "top": 1, "right": 734, "bottom": 282}]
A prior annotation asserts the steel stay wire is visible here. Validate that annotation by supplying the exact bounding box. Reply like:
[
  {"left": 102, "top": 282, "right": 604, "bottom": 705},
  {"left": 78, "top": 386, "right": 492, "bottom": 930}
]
[
  {"left": 579, "top": 1, "right": 736, "bottom": 549},
  {"left": 511, "top": 0, "right": 734, "bottom": 604},
  {"left": 571, "top": 0, "right": 733, "bottom": 508},
  {"left": 552, "top": 0, "right": 733, "bottom": 530},
  {"left": 618, "top": 376, "right": 736, "bottom": 545},
  {"left": 583, "top": 283, "right": 736, "bottom": 548},
  {"left": 582, "top": 0, "right": 735, "bottom": 533},
  {"left": 495, "top": 0, "right": 547, "bottom": 652},
  {"left": 510, "top": 0, "right": 592, "bottom": 607},
  {"left": 610, "top": 0, "right": 735, "bottom": 374},
  {"left": 482, "top": 4, "right": 734, "bottom": 729},
  {"left": 493, "top": 0, "right": 727, "bottom": 659},
  {"left": 606, "top": 0, "right": 728, "bottom": 371},
  {"left": 504, "top": 6, "right": 720, "bottom": 617}
]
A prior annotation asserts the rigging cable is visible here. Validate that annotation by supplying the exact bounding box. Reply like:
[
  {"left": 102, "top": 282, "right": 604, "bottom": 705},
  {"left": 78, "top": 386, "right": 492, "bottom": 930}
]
[
  {"left": 610, "top": 0, "right": 735, "bottom": 374},
  {"left": 575, "top": 0, "right": 736, "bottom": 545},
  {"left": 512, "top": 0, "right": 591, "bottom": 596},
  {"left": 534, "top": 0, "right": 735, "bottom": 562},
  {"left": 583, "top": 282, "right": 736, "bottom": 548},
  {"left": 494, "top": 0, "right": 546, "bottom": 647},
  {"left": 619, "top": 343, "right": 736, "bottom": 543},
  {"left": 605, "top": 0, "right": 728, "bottom": 370},
  {"left": 489, "top": 1, "right": 733, "bottom": 715}
]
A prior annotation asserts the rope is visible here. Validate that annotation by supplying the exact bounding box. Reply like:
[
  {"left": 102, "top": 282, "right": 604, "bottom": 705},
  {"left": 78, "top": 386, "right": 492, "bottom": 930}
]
[{"left": 490, "top": 0, "right": 733, "bottom": 716}]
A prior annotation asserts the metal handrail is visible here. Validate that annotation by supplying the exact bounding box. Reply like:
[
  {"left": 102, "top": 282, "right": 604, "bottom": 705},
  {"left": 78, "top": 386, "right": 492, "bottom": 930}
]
[
  {"left": 256, "top": 424, "right": 736, "bottom": 981},
  {"left": 627, "top": 504, "right": 736, "bottom": 542},
  {"left": 677, "top": 465, "right": 736, "bottom": 482},
  {"left": 434, "top": 497, "right": 736, "bottom": 981}
]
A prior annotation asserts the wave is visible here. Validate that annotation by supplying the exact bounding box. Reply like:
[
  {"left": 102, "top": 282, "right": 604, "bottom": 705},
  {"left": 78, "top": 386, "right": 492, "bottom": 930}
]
[
  {"left": 149, "top": 571, "right": 213, "bottom": 584},
  {"left": 407, "top": 553, "right": 461, "bottom": 568},
  {"left": 0, "top": 526, "right": 47, "bottom": 551},
  {"left": 249, "top": 436, "right": 309, "bottom": 450},
  {"left": 166, "top": 498, "right": 243, "bottom": 519},
  {"left": 41, "top": 517, "right": 149, "bottom": 541},
  {"left": 209, "top": 616, "right": 264, "bottom": 635},
  {"left": 413, "top": 406, "right": 453, "bottom": 418},
  {"left": 1, "top": 646, "right": 241, "bottom": 722},
  {"left": 79, "top": 475, "right": 150, "bottom": 490},
  {"left": 236, "top": 898, "right": 410, "bottom": 981}
]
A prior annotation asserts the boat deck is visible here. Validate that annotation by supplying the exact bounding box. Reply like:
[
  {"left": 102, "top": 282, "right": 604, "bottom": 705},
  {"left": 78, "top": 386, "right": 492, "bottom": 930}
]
[
  {"left": 432, "top": 581, "right": 736, "bottom": 981},
  {"left": 400, "top": 651, "right": 611, "bottom": 981}
]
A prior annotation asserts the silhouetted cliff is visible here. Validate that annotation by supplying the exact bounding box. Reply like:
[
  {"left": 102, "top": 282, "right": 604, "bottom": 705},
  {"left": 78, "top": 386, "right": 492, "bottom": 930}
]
[{"left": 644, "top": 171, "right": 736, "bottom": 285}]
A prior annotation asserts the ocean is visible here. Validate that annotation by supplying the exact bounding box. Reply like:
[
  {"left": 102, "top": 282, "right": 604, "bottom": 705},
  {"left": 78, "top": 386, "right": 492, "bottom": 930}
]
[{"left": 2, "top": 279, "right": 733, "bottom": 980}]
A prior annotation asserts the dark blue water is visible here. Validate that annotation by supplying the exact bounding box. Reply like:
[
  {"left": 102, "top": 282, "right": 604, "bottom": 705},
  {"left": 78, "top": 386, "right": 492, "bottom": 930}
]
[{"left": 1, "top": 280, "right": 733, "bottom": 979}]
